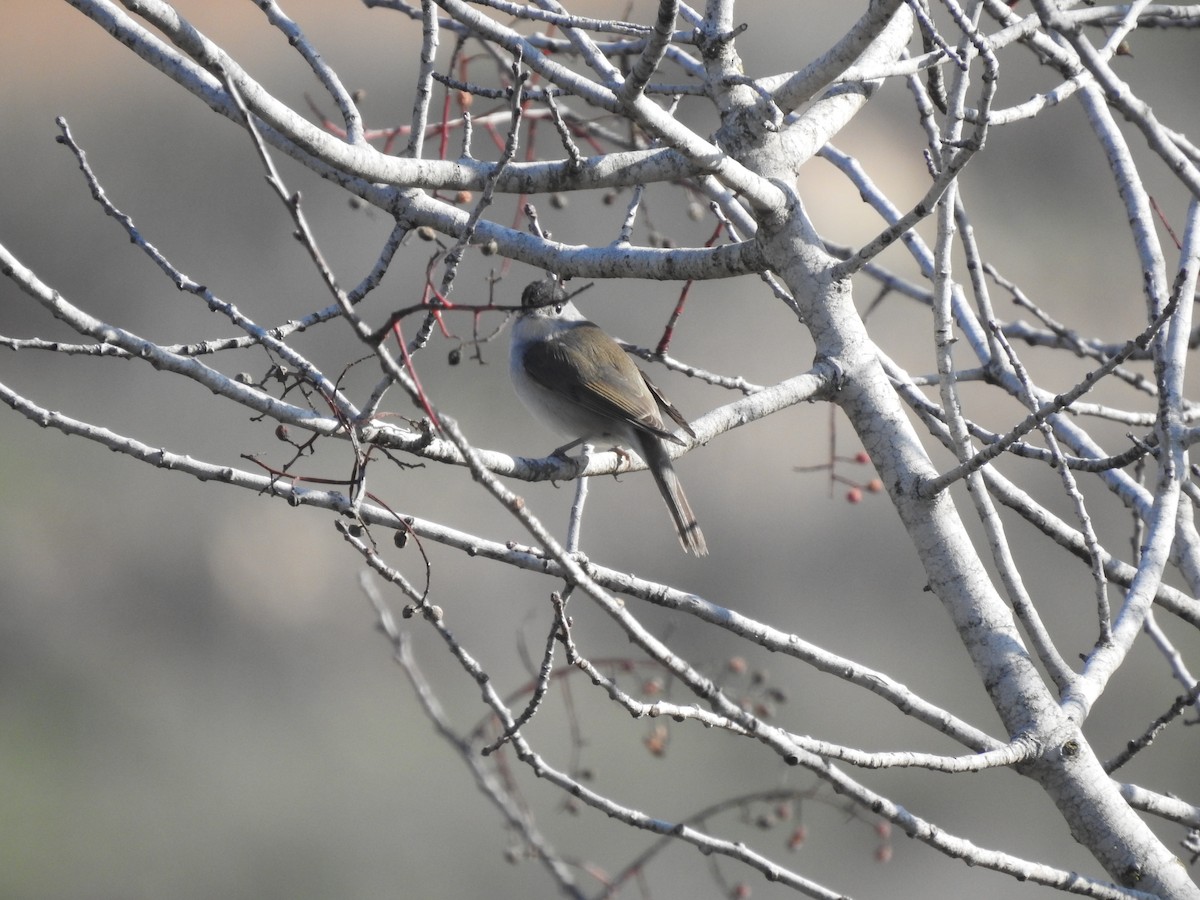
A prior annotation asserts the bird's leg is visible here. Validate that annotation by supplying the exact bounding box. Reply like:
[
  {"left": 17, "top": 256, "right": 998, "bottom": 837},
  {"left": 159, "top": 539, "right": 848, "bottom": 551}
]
[
  {"left": 550, "top": 436, "right": 585, "bottom": 459},
  {"left": 609, "top": 445, "right": 633, "bottom": 466}
]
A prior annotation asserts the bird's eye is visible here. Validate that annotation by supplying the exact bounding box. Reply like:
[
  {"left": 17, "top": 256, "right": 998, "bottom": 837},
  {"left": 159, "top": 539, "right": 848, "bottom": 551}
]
[{"left": 554, "top": 304, "right": 564, "bottom": 314}]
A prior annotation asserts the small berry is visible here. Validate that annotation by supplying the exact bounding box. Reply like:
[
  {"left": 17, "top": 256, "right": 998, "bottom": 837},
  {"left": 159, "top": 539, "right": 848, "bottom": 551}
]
[
  {"left": 787, "top": 825, "right": 807, "bottom": 850},
  {"left": 644, "top": 723, "right": 669, "bottom": 757}
]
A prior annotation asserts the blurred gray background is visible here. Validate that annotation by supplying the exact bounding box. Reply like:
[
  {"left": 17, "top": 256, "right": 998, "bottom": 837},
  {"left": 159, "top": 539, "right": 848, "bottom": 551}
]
[{"left": 2, "top": 2, "right": 1198, "bottom": 898}]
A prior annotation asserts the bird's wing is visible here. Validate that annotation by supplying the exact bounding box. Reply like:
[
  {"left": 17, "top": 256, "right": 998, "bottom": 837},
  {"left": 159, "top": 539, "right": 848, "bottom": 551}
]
[
  {"left": 641, "top": 371, "right": 697, "bottom": 440},
  {"left": 522, "top": 322, "right": 681, "bottom": 443}
]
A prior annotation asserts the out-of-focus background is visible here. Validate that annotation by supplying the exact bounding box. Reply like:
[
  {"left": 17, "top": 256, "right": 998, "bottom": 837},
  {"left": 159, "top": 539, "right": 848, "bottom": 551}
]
[{"left": 2, "top": 3, "right": 1198, "bottom": 898}]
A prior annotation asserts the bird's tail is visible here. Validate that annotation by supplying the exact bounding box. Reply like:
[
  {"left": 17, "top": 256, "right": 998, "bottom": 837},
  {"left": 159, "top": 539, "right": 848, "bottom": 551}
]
[{"left": 638, "top": 434, "right": 708, "bottom": 556}]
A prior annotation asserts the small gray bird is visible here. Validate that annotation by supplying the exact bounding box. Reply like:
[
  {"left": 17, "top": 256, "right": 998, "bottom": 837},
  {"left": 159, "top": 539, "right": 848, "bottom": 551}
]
[{"left": 509, "top": 278, "right": 707, "bottom": 555}]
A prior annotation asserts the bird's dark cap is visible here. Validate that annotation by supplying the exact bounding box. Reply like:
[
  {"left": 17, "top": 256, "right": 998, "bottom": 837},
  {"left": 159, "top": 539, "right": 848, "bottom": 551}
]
[{"left": 521, "top": 278, "right": 569, "bottom": 310}]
